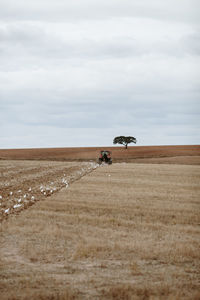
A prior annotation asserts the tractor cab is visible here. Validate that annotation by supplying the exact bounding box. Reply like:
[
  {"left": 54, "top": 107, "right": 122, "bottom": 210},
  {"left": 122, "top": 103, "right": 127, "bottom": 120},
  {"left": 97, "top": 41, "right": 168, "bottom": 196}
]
[{"left": 98, "top": 150, "right": 112, "bottom": 164}]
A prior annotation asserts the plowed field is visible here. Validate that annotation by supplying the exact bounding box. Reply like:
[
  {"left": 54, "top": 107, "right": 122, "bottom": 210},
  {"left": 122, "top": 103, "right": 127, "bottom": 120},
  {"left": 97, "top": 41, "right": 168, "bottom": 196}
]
[
  {"left": 0, "top": 145, "right": 200, "bottom": 163},
  {"left": 0, "top": 161, "right": 98, "bottom": 222}
]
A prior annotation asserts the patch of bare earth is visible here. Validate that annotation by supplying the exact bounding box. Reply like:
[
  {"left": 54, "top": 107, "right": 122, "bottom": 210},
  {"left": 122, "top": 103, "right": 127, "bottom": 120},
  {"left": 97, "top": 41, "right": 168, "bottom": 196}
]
[
  {"left": 0, "top": 163, "right": 200, "bottom": 299},
  {"left": 0, "top": 145, "right": 199, "bottom": 162}
]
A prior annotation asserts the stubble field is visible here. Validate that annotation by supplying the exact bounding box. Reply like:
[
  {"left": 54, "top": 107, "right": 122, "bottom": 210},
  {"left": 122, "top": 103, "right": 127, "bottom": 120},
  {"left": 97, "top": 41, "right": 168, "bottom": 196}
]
[{"left": 0, "top": 157, "right": 200, "bottom": 299}]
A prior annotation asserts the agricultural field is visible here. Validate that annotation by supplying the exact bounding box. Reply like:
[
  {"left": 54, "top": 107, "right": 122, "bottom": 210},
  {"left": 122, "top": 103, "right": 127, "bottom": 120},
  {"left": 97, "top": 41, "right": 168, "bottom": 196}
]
[
  {"left": 0, "top": 161, "right": 98, "bottom": 222},
  {"left": 0, "top": 145, "right": 200, "bottom": 162},
  {"left": 0, "top": 158, "right": 200, "bottom": 299}
]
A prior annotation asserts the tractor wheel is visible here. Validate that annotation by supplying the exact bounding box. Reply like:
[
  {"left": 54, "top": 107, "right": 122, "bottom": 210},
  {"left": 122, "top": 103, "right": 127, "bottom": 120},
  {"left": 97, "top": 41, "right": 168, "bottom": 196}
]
[{"left": 98, "top": 159, "right": 102, "bottom": 165}]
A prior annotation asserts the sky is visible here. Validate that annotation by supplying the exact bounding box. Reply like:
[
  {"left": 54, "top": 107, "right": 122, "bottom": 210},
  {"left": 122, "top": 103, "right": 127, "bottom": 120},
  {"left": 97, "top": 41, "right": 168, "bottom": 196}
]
[{"left": 0, "top": 0, "right": 199, "bottom": 148}]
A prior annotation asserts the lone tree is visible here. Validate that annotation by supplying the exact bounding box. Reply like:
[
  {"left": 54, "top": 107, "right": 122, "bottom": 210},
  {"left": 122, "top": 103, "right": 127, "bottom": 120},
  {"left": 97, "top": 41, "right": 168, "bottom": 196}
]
[{"left": 113, "top": 136, "right": 137, "bottom": 149}]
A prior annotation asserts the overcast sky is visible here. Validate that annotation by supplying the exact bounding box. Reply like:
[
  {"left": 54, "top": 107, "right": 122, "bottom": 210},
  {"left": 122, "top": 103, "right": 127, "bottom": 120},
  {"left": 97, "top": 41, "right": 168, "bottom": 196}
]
[{"left": 0, "top": 0, "right": 199, "bottom": 148}]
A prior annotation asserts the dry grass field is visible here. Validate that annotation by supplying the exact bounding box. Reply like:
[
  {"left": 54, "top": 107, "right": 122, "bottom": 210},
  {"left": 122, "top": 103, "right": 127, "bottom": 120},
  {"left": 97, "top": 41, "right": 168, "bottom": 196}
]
[{"left": 0, "top": 161, "right": 200, "bottom": 299}]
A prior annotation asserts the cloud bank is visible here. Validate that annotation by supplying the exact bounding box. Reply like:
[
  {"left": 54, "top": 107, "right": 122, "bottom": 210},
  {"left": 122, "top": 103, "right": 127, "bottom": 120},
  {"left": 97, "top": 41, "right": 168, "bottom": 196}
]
[{"left": 0, "top": 0, "right": 199, "bottom": 148}]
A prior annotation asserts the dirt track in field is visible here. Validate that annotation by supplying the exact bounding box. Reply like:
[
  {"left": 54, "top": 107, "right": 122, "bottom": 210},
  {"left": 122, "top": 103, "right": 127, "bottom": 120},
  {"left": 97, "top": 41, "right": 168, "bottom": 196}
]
[{"left": 1, "top": 162, "right": 200, "bottom": 299}]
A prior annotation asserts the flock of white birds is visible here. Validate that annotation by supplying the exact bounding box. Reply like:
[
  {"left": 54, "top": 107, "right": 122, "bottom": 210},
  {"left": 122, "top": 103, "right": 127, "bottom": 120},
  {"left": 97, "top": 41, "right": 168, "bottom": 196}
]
[{"left": 0, "top": 162, "right": 99, "bottom": 219}]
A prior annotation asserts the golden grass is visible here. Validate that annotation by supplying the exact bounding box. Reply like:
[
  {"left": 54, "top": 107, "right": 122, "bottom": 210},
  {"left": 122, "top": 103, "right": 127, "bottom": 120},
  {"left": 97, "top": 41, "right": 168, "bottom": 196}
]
[{"left": 0, "top": 163, "right": 200, "bottom": 299}]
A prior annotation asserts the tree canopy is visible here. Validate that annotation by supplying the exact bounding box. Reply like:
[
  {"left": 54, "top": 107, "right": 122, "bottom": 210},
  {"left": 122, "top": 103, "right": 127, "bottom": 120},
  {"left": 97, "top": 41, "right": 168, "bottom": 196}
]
[{"left": 113, "top": 136, "right": 137, "bottom": 149}]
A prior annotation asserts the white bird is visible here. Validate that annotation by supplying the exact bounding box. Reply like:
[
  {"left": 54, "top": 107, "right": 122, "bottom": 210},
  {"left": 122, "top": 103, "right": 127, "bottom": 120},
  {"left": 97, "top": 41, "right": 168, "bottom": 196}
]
[
  {"left": 10, "top": 192, "right": 13, "bottom": 196},
  {"left": 5, "top": 208, "right": 9, "bottom": 213},
  {"left": 28, "top": 188, "right": 32, "bottom": 192},
  {"left": 24, "top": 194, "right": 26, "bottom": 198},
  {"left": 31, "top": 196, "right": 35, "bottom": 200},
  {"left": 0, "top": 195, "right": 2, "bottom": 199},
  {"left": 18, "top": 198, "right": 22, "bottom": 203},
  {"left": 14, "top": 204, "right": 21, "bottom": 209}
]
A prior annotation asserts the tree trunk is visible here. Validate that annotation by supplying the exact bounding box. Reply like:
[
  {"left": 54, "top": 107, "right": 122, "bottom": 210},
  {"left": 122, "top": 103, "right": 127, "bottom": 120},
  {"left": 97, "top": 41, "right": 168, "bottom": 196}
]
[{"left": 125, "top": 144, "right": 128, "bottom": 149}]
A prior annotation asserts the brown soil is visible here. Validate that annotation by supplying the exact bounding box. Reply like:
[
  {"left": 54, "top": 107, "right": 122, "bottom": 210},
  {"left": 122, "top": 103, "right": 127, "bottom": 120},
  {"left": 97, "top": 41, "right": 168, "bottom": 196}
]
[
  {"left": 0, "top": 145, "right": 199, "bottom": 162},
  {"left": 0, "top": 162, "right": 200, "bottom": 299}
]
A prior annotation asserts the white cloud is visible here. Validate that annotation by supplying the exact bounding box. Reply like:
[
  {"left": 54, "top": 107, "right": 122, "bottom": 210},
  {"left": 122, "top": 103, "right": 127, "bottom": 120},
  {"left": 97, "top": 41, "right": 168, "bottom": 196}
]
[{"left": 0, "top": 0, "right": 199, "bottom": 24}]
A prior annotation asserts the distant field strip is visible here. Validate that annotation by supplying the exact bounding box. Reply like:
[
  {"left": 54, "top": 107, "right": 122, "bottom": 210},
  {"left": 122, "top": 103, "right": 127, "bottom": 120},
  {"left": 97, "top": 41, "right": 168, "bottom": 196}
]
[
  {"left": 0, "top": 145, "right": 199, "bottom": 161},
  {"left": 0, "top": 163, "right": 200, "bottom": 299}
]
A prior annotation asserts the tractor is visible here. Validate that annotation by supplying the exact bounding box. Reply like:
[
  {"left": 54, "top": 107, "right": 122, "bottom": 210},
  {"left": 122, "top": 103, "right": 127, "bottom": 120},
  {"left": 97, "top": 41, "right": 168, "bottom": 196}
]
[{"left": 98, "top": 150, "right": 112, "bottom": 165}]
